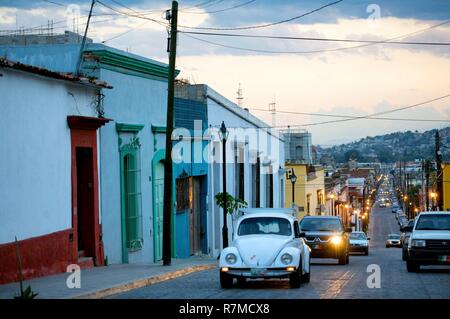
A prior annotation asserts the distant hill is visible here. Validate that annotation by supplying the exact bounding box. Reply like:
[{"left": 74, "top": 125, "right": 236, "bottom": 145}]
[{"left": 316, "top": 127, "right": 450, "bottom": 164}]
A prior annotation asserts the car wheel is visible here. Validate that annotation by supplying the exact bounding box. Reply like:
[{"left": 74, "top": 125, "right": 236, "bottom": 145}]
[
  {"left": 301, "top": 269, "right": 310, "bottom": 283},
  {"left": 345, "top": 252, "right": 350, "bottom": 264},
  {"left": 220, "top": 272, "right": 234, "bottom": 288},
  {"left": 364, "top": 248, "right": 369, "bottom": 256},
  {"left": 338, "top": 252, "right": 347, "bottom": 265},
  {"left": 289, "top": 268, "right": 301, "bottom": 288},
  {"left": 402, "top": 249, "right": 407, "bottom": 261},
  {"left": 406, "top": 261, "right": 420, "bottom": 272}
]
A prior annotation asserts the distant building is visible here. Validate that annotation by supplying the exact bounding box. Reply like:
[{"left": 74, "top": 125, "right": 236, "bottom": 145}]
[{"left": 281, "top": 129, "right": 313, "bottom": 164}]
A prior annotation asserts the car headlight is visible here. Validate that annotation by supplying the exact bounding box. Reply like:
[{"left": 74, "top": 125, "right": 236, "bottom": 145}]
[
  {"left": 411, "top": 239, "right": 426, "bottom": 248},
  {"left": 330, "top": 236, "right": 342, "bottom": 245},
  {"left": 225, "top": 253, "right": 237, "bottom": 264},
  {"left": 281, "top": 253, "right": 293, "bottom": 265}
]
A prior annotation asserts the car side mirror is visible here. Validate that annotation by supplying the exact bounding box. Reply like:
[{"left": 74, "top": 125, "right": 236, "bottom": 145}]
[
  {"left": 367, "top": 237, "right": 371, "bottom": 240},
  {"left": 299, "top": 232, "right": 306, "bottom": 238},
  {"left": 345, "top": 227, "right": 352, "bottom": 233}
]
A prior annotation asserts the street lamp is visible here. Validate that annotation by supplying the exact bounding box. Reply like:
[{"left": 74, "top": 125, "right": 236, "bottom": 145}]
[
  {"left": 219, "top": 121, "right": 229, "bottom": 248},
  {"left": 290, "top": 170, "right": 297, "bottom": 207}
]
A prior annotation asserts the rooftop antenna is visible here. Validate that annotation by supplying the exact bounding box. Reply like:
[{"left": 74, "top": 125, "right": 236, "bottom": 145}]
[
  {"left": 269, "top": 96, "right": 276, "bottom": 128},
  {"left": 236, "top": 83, "right": 243, "bottom": 107}
]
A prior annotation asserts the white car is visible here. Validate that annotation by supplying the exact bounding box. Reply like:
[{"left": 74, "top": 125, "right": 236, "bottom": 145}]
[
  {"left": 219, "top": 208, "right": 311, "bottom": 288},
  {"left": 349, "top": 231, "right": 370, "bottom": 255},
  {"left": 406, "top": 211, "right": 450, "bottom": 272}
]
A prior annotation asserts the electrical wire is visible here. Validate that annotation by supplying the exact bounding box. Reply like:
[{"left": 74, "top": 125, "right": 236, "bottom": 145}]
[
  {"left": 181, "top": 0, "right": 257, "bottom": 14},
  {"left": 247, "top": 108, "right": 450, "bottom": 123},
  {"left": 179, "top": 30, "right": 450, "bottom": 46},
  {"left": 181, "top": 19, "right": 450, "bottom": 54},
  {"left": 96, "top": 0, "right": 168, "bottom": 28},
  {"left": 211, "top": 94, "right": 450, "bottom": 129},
  {"left": 177, "top": 0, "right": 343, "bottom": 30}
]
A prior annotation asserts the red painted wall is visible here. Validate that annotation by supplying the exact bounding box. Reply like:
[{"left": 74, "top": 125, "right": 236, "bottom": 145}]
[{"left": 0, "top": 229, "right": 76, "bottom": 284}]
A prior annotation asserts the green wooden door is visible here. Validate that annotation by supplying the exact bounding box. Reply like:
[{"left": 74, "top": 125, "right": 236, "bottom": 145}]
[{"left": 154, "top": 161, "right": 164, "bottom": 261}]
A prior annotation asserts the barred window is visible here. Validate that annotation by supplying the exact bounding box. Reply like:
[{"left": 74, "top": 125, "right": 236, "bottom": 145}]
[{"left": 120, "top": 139, "right": 143, "bottom": 251}]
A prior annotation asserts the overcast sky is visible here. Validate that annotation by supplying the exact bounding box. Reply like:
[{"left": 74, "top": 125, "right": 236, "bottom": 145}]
[{"left": 1, "top": 0, "right": 450, "bottom": 145}]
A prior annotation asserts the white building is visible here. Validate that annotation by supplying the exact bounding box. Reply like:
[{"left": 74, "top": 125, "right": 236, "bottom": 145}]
[
  {"left": 0, "top": 57, "right": 111, "bottom": 283},
  {"left": 175, "top": 84, "right": 286, "bottom": 257}
]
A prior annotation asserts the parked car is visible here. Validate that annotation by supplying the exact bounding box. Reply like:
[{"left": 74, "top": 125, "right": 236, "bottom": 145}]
[
  {"left": 396, "top": 210, "right": 405, "bottom": 220},
  {"left": 401, "top": 219, "right": 415, "bottom": 261},
  {"left": 386, "top": 234, "right": 402, "bottom": 248},
  {"left": 405, "top": 211, "right": 450, "bottom": 272},
  {"left": 349, "top": 231, "right": 370, "bottom": 255},
  {"left": 299, "top": 216, "right": 351, "bottom": 265},
  {"left": 219, "top": 208, "right": 311, "bottom": 288}
]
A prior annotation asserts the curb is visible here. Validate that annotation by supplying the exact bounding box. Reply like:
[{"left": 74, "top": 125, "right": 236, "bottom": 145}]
[{"left": 71, "top": 263, "right": 216, "bottom": 299}]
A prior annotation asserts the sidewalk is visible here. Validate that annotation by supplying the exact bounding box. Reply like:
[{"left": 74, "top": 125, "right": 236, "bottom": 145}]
[{"left": 0, "top": 257, "right": 217, "bottom": 299}]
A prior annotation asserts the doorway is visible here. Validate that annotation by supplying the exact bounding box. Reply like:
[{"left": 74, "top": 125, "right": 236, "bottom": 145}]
[
  {"left": 153, "top": 160, "right": 165, "bottom": 261},
  {"left": 76, "top": 147, "right": 95, "bottom": 258},
  {"left": 190, "top": 177, "right": 202, "bottom": 255}
]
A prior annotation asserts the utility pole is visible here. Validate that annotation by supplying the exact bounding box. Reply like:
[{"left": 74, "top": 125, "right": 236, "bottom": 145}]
[
  {"left": 76, "top": 0, "right": 95, "bottom": 75},
  {"left": 435, "top": 130, "right": 443, "bottom": 210},
  {"left": 162, "top": 0, "right": 178, "bottom": 266},
  {"left": 425, "top": 160, "right": 430, "bottom": 211}
]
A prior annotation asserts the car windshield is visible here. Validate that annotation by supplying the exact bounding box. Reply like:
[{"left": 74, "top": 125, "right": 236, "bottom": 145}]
[
  {"left": 300, "top": 218, "right": 343, "bottom": 232},
  {"left": 388, "top": 234, "right": 400, "bottom": 239},
  {"left": 238, "top": 217, "right": 292, "bottom": 236},
  {"left": 415, "top": 214, "right": 450, "bottom": 230},
  {"left": 350, "top": 233, "right": 366, "bottom": 240}
]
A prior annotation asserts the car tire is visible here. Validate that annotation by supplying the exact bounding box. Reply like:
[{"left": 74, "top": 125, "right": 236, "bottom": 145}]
[
  {"left": 402, "top": 249, "right": 407, "bottom": 261},
  {"left": 364, "top": 248, "right": 369, "bottom": 256},
  {"left": 338, "top": 252, "right": 347, "bottom": 265},
  {"left": 406, "top": 261, "right": 420, "bottom": 272},
  {"left": 289, "top": 268, "right": 301, "bottom": 288},
  {"left": 220, "top": 272, "right": 234, "bottom": 288},
  {"left": 301, "top": 262, "right": 310, "bottom": 283}
]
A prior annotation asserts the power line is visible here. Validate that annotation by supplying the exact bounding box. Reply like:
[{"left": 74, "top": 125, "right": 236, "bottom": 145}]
[
  {"left": 180, "top": 30, "right": 450, "bottom": 46},
  {"left": 181, "top": 0, "right": 257, "bottom": 14},
  {"left": 101, "top": 20, "right": 152, "bottom": 43},
  {"left": 247, "top": 108, "right": 450, "bottom": 122},
  {"left": 214, "top": 94, "right": 450, "bottom": 129},
  {"left": 181, "top": 19, "right": 450, "bottom": 54},
  {"left": 96, "top": 0, "right": 168, "bottom": 28},
  {"left": 180, "top": 0, "right": 221, "bottom": 11},
  {"left": 177, "top": 0, "right": 343, "bottom": 30}
]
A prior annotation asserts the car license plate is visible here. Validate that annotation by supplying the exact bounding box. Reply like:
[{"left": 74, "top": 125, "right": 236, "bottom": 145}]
[
  {"left": 438, "top": 256, "right": 450, "bottom": 262},
  {"left": 251, "top": 268, "right": 266, "bottom": 276}
]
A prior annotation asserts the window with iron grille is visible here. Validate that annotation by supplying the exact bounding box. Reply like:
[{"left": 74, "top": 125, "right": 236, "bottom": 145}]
[
  {"left": 120, "top": 138, "right": 143, "bottom": 251},
  {"left": 176, "top": 176, "right": 190, "bottom": 212}
]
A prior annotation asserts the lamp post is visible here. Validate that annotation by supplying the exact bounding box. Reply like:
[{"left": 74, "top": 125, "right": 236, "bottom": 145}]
[
  {"left": 219, "top": 121, "right": 229, "bottom": 248},
  {"left": 290, "top": 170, "right": 297, "bottom": 207},
  {"left": 430, "top": 192, "right": 437, "bottom": 211}
]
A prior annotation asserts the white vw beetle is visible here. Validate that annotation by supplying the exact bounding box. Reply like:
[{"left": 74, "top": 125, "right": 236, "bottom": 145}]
[{"left": 219, "top": 208, "right": 311, "bottom": 288}]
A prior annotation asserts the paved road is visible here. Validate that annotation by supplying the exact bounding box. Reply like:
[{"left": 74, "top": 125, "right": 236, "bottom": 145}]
[{"left": 111, "top": 206, "right": 450, "bottom": 299}]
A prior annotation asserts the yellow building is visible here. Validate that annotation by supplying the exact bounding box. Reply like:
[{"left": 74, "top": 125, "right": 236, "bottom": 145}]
[
  {"left": 285, "top": 164, "right": 325, "bottom": 219},
  {"left": 443, "top": 163, "right": 450, "bottom": 211}
]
